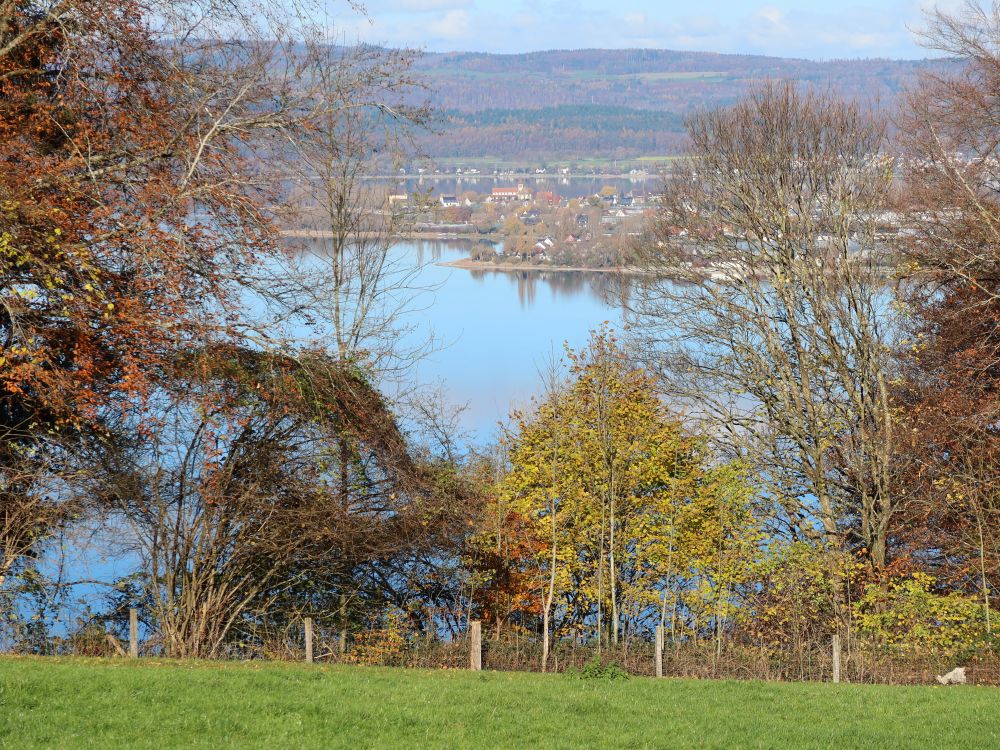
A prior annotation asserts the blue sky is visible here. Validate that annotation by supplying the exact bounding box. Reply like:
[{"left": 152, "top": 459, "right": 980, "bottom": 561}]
[{"left": 321, "top": 0, "right": 961, "bottom": 59}]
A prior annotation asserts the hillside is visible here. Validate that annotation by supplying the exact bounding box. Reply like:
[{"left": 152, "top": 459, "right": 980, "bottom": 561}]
[{"left": 412, "top": 48, "right": 953, "bottom": 161}]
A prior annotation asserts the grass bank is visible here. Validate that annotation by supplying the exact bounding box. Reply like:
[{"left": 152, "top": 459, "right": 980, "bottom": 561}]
[{"left": 1, "top": 657, "right": 997, "bottom": 749}]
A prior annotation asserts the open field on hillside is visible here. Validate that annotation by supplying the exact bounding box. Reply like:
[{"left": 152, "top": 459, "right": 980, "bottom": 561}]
[
  {"left": 624, "top": 71, "right": 729, "bottom": 82},
  {"left": 1, "top": 657, "right": 998, "bottom": 749},
  {"left": 419, "top": 155, "right": 680, "bottom": 171}
]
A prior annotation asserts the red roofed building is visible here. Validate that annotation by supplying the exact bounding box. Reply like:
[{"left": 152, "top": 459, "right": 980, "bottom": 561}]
[{"left": 491, "top": 183, "right": 532, "bottom": 203}]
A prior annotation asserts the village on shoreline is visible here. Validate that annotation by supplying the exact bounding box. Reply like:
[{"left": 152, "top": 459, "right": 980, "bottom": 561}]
[{"left": 281, "top": 178, "right": 660, "bottom": 270}]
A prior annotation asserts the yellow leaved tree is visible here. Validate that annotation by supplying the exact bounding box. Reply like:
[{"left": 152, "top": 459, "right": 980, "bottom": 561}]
[{"left": 498, "top": 328, "right": 759, "bottom": 669}]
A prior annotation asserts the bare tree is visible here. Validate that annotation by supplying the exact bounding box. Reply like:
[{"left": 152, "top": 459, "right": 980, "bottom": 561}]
[
  {"left": 257, "top": 40, "right": 438, "bottom": 647},
  {"left": 280, "top": 41, "right": 432, "bottom": 377},
  {"left": 630, "top": 83, "right": 898, "bottom": 629},
  {"left": 109, "top": 347, "right": 448, "bottom": 658}
]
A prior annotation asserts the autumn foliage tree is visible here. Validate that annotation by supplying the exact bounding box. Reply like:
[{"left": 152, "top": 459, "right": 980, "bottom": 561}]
[
  {"left": 462, "top": 448, "right": 546, "bottom": 641},
  {"left": 486, "top": 330, "right": 757, "bottom": 667},
  {"left": 1, "top": 0, "right": 476, "bottom": 658},
  {"left": 101, "top": 345, "right": 460, "bottom": 659},
  {"left": 0, "top": 1, "right": 318, "bottom": 589},
  {"left": 893, "top": 1, "right": 1000, "bottom": 623}
]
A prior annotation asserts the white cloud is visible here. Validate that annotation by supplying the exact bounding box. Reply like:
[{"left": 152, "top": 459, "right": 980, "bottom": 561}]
[
  {"left": 748, "top": 5, "right": 793, "bottom": 46},
  {"left": 754, "top": 5, "right": 785, "bottom": 27},
  {"left": 426, "top": 9, "right": 471, "bottom": 39},
  {"left": 337, "top": 0, "right": 933, "bottom": 59}
]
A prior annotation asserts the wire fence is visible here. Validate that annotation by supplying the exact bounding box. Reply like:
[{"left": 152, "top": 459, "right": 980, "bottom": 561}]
[
  {"left": 306, "top": 637, "right": 1000, "bottom": 686},
  {"left": 37, "top": 611, "right": 1000, "bottom": 687}
]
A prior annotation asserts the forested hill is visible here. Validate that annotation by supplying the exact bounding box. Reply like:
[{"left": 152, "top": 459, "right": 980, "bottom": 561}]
[{"left": 412, "top": 48, "right": 952, "bottom": 161}]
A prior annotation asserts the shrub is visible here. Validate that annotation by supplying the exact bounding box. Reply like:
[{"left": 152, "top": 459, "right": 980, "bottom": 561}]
[
  {"left": 568, "top": 654, "right": 630, "bottom": 680},
  {"left": 345, "top": 611, "right": 411, "bottom": 666},
  {"left": 856, "top": 573, "right": 988, "bottom": 654}
]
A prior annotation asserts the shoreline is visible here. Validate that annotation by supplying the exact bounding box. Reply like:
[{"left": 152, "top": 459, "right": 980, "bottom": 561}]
[
  {"left": 437, "top": 258, "right": 649, "bottom": 275},
  {"left": 281, "top": 230, "right": 634, "bottom": 273},
  {"left": 282, "top": 233, "right": 895, "bottom": 280},
  {"left": 360, "top": 172, "right": 664, "bottom": 181},
  {"left": 438, "top": 257, "right": 897, "bottom": 279},
  {"left": 282, "top": 229, "right": 486, "bottom": 241}
]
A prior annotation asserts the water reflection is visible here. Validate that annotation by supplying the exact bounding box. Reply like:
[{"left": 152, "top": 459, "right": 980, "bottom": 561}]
[
  {"left": 279, "top": 235, "right": 626, "bottom": 437},
  {"left": 411, "top": 238, "right": 478, "bottom": 267},
  {"left": 383, "top": 238, "right": 628, "bottom": 311},
  {"left": 400, "top": 239, "right": 625, "bottom": 436},
  {"left": 465, "top": 267, "right": 629, "bottom": 310},
  {"left": 292, "top": 235, "right": 626, "bottom": 308}
]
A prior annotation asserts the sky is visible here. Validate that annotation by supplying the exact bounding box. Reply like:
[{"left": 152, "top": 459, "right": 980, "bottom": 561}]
[{"left": 321, "top": 0, "right": 965, "bottom": 60}]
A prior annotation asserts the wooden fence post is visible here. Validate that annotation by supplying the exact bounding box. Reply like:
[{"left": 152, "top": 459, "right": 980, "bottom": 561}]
[
  {"left": 655, "top": 625, "right": 664, "bottom": 678},
  {"left": 470, "top": 620, "right": 482, "bottom": 671},
  {"left": 338, "top": 593, "right": 347, "bottom": 655},
  {"left": 832, "top": 634, "right": 841, "bottom": 684},
  {"left": 304, "top": 617, "right": 314, "bottom": 664},
  {"left": 425, "top": 605, "right": 435, "bottom": 642},
  {"left": 129, "top": 608, "right": 138, "bottom": 659}
]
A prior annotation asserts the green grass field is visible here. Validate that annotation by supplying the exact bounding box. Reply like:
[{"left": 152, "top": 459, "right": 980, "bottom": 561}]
[
  {"left": 624, "top": 71, "right": 729, "bottom": 82},
  {"left": 1, "top": 657, "right": 998, "bottom": 749}
]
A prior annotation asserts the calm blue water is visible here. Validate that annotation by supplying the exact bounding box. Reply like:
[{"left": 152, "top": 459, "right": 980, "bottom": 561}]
[
  {"left": 21, "top": 241, "right": 626, "bottom": 638},
  {"left": 23, "top": 241, "right": 621, "bottom": 633},
  {"left": 290, "top": 237, "right": 625, "bottom": 442},
  {"left": 409, "top": 240, "right": 625, "bottom": 439}
]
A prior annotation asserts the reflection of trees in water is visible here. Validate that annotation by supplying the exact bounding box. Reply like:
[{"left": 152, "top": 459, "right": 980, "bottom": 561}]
[
  {"left": 284, "top": 237, "right": 323, "bottom": 257},
  {"left": 283, "top": 236, "right": 630, "bottom": 311},
  {"left": 287, "top": 238, "right": 477, "bottom": 266},
  {"left": 466, "top": 268, "right": 631, "bottom": 310},
  {"left": 410, "top": 239, "right": 478, "bottom": 266}
]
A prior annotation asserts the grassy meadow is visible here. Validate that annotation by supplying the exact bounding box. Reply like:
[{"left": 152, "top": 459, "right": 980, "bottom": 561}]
[{"left": 1, "top": 657, "right": 998, "bottom": 749}]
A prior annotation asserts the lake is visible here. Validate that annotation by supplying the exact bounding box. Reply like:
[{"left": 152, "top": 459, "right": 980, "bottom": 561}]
[
  {"left": 44, "top": 236, "right": 625, "bottom": 610},
  {"left": 290, "top": 237, "right": 626, "bottom": 442}
]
